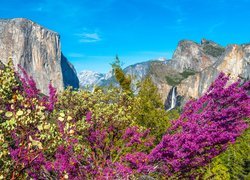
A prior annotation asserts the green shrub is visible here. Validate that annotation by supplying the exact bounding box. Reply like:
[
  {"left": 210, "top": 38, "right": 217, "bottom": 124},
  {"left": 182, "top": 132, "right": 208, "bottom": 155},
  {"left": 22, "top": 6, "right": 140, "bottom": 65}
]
[{"left": 203, "top": 44, "right": 225, "bottom": 57}]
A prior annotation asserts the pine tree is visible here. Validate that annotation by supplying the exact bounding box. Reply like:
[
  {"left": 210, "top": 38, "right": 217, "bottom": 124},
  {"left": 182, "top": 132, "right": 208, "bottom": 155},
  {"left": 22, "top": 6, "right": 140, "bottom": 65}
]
[
  {"left": 203, "top": 128, "right": 250, "bottom": 179},
  {"left": 111, "top": 55, "right": 132, "bottom": 92},
  {"left": 203, "top": 158, "right": 230, "bottom": 180},
  {"left": 133, "top": 77, "right": 179, "bottom": 142}
]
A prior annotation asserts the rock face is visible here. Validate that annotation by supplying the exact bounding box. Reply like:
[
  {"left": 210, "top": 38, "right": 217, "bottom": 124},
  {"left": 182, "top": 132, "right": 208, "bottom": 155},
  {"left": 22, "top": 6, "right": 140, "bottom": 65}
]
[
  {"left": 150, "top": 39, "right": 250, "bottom": 108},
  {"left": 175, "top": 41, "right": 250, "bottom": 100},
  {"left": 170, "top": 39, "right": 222, "bottom": 72},
  {"left": 0, "top": 18, "right": 79, "bottom": 94},
  {"left": 78, "top": 39, "right": 250, "bottom": 109}
]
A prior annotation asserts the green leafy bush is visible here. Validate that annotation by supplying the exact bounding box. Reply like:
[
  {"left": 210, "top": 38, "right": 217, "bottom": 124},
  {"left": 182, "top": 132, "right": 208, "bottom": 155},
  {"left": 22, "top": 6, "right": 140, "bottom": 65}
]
[
  {"left": 0, "top": 59, "right": 249, "bottom": 179},
  {"left": 133, "top": 77, "right": 179, "bottom": 142}
]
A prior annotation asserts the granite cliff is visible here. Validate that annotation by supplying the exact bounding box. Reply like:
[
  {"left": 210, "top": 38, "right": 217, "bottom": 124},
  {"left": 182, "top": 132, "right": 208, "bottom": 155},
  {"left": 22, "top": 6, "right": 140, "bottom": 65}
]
[
  {"left": 79, "top": 39, "right": 250, "bottom": 109},
  {"left": 0, "top": 18, "right": 79, "bottom": 95},
  {"left": 157, "top": 39, "right": 250, "bottom": 107}
]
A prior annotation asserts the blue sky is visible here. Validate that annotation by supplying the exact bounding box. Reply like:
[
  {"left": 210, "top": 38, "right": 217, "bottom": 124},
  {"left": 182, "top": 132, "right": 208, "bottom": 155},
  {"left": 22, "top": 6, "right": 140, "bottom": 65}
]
[{"left": 1, "top": 0, "right": 250, "bottom": 73}]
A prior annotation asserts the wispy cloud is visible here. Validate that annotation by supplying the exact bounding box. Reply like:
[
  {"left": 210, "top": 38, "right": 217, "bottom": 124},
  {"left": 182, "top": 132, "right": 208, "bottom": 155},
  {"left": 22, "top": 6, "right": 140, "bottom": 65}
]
[
  {"left": 208, "top": 22, "right": 224, "bottom": 34},
  {"left": 75, "top": 32, "right": 101, "bottom": 43}
]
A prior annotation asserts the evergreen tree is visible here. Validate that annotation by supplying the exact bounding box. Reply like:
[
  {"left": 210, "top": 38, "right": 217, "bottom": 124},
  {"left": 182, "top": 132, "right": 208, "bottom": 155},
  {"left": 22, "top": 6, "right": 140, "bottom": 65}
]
[
  {"left": 203, "top": 157, "right": 230, "bottom": 180},
  {"left": 203, "top": 128, "right": 250, "bottom": 179},
  {"left": 111, "top": 55, "right": 132, "bottom": 92},
  {"left": 133, "top": 77, "right": 179, "bottom": 142}
]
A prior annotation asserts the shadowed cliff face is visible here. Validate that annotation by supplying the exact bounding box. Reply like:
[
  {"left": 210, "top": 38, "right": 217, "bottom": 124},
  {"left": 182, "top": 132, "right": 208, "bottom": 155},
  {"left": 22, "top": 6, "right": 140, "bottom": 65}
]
[
  {"left": 0, "top": 18, "right": 79, "bottom": 94},
  {"left": 61, "top": 53, "right": 79, "bottom": 89}
]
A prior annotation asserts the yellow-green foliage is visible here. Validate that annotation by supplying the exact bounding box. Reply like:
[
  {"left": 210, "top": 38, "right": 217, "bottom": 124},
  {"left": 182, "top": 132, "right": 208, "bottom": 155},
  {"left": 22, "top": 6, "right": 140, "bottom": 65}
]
[
  {"left": 57, "top": 87, "right": 134, "bottom": 128},
  {"left": 0, "top": 60, "right": 179, "bottom": 178},
  {"left": 203, "top": 158, "right": 230, "bottom": 180},
  {"left": 56, "top": 87, "right": 142, "bottom": 161},
  {"left": 111, "top": 55, "right": 132, "bottom": 92},
  {"left": 0, "top": 63, "right": 58, "bottom": 177},
  {"left": 202, "top": 127, "right": 250, "bottom": 180},
  {"left": 0, "top": 60, "right": 19, "bottom": 176},
  {"left": 133, "top": 77, "right": 179, "bottom": 142},
  {"left": 114, "top": 68, "right": 132, "bottom": 92},
  {"left": 0, "top": 60, "right": 18, "bottom": 101}
]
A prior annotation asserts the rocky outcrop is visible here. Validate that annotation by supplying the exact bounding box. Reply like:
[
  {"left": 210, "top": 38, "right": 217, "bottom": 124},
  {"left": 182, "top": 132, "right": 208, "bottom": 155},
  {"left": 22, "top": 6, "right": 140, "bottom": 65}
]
[
  {"left": 0, "top": 18, "right": 79, "bottom": 94},
  {"left": 78, "top": 39, "right": 250, "bottom": 109},
  {"left": 156, "top": 39, "right": 250, "bottom": 108},
  {"left": 170, "top": 39, "right": 220, "bottom": 72},
  {"left": 176, "top": 43, "right": 249, "bottom": 99}
]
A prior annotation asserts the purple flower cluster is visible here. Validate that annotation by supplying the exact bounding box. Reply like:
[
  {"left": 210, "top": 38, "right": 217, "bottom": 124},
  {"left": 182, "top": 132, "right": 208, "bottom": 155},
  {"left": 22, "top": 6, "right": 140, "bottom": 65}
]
[
  {"left": 18, "top": 65, "right": 57, "bottom": 111},
  {"left": 123, "top": 152, "right": 154, "bottom": 173},
  {"left": 18, "top": 65, "right": 40, "bottom": 98},
  {"left": 4, "top": 69, "right": 250, "bottom": 179},
  {"left": 46, "top": 83, "right": 57, "bottom": 111},
  {"left": 123, "top": 126, "right": 153, "bottom": 147},
  {"left": 9, "top": 132, "right": 46, "bottom": 179},
  {"left": 149, "top": 73, "right": 250, "bottom": 176}
]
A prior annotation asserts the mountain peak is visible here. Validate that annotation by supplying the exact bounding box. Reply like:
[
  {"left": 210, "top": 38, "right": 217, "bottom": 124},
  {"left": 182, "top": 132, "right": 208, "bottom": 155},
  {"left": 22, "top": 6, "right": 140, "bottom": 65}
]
[
  {"left": 0, "top": 18, "right": 58, "bottom": 35},
  {"left": 201, "top": 38, "right": 219, "bottom": 45},
  {"left": 78, "top": 70, "right": 105, "bottom": 88},
  {"left": 0, "top": 17, "right": 78, "bottom": 94}
]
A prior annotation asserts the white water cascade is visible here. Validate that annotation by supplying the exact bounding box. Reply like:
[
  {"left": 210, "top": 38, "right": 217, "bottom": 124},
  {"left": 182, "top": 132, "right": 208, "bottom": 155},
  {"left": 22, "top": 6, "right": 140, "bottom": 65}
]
[{"left": 167, "top": 86, "right": 177, "bottom": 111}]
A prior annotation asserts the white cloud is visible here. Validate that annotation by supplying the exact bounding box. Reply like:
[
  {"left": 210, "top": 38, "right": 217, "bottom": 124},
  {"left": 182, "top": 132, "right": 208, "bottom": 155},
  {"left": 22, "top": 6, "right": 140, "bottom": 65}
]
[{"left": 76, "top": 32, "right": 101, "bottom": 43}]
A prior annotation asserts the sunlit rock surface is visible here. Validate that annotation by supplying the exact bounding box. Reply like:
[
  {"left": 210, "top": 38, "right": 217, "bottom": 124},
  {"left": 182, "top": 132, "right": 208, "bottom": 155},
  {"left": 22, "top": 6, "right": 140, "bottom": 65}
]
[
  {"left": 78, "top": 39, "right": 250, "bottom": 108},
  {"left": 0, "top": 18, "right": 79, "bottom": 95}
]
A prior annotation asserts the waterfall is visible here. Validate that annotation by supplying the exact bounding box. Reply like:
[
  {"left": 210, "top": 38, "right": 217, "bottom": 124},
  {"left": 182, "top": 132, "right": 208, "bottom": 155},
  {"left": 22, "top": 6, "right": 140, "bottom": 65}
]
[{"left": 167, "top": 87, "right": 177, "bottom": 111}]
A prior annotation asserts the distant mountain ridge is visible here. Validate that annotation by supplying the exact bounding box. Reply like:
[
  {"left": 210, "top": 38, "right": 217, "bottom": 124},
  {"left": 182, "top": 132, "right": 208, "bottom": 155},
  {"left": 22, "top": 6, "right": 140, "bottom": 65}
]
[
  {"left": 0, "top": 18, "right": 79, "bottom": 94},
  {"left": 78, "top": 39, "right": 250, "bottom": 109},
  {"left": 78, "top": 60, "right": 153, "bottom": 92},
  {"left": 78, "top": 70, "right": 106, "bottom": 89}
]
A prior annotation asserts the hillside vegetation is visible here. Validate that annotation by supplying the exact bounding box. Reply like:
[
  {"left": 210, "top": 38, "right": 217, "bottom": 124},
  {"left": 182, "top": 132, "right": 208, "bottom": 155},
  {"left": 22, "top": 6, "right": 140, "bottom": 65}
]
[{"left": 0, "top": 60, "right": 249, "bottom": 179}]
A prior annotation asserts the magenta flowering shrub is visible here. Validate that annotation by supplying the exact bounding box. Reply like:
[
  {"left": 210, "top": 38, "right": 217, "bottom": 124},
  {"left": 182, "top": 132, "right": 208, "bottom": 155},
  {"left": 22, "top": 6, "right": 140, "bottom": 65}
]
[
  {"left": 149, "top": 73, "right": 250, "bottom": 177},
  {"left": 0, "top": 62, "right": 154, "bottom": 179},
  {"left": 44, "top": 83, "right": 58, "bottom": 111},
  {"left": 0, "top": 64, "right": 59, "bottom": 179},
  {"left": 18, "top": 65, "right": 40, "bottom": 98},
  {"left": 0, "top": 61, "right": 249, "bottom": 179},
  {"left": 18, "top": 65, "right": 57, "bottom": 111}
]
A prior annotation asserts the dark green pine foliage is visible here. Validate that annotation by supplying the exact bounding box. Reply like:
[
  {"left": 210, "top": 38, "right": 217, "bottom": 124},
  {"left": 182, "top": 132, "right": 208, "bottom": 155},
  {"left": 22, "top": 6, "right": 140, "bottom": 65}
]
[
  {"left": 203, "top": 128, "right": 250, "bottom": 179},
  {"left": 133, "top": 77, "right": 179, "bottom": 142},
  {"left": 111, "top": 55, "right": 132, "bottom": 92}
]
